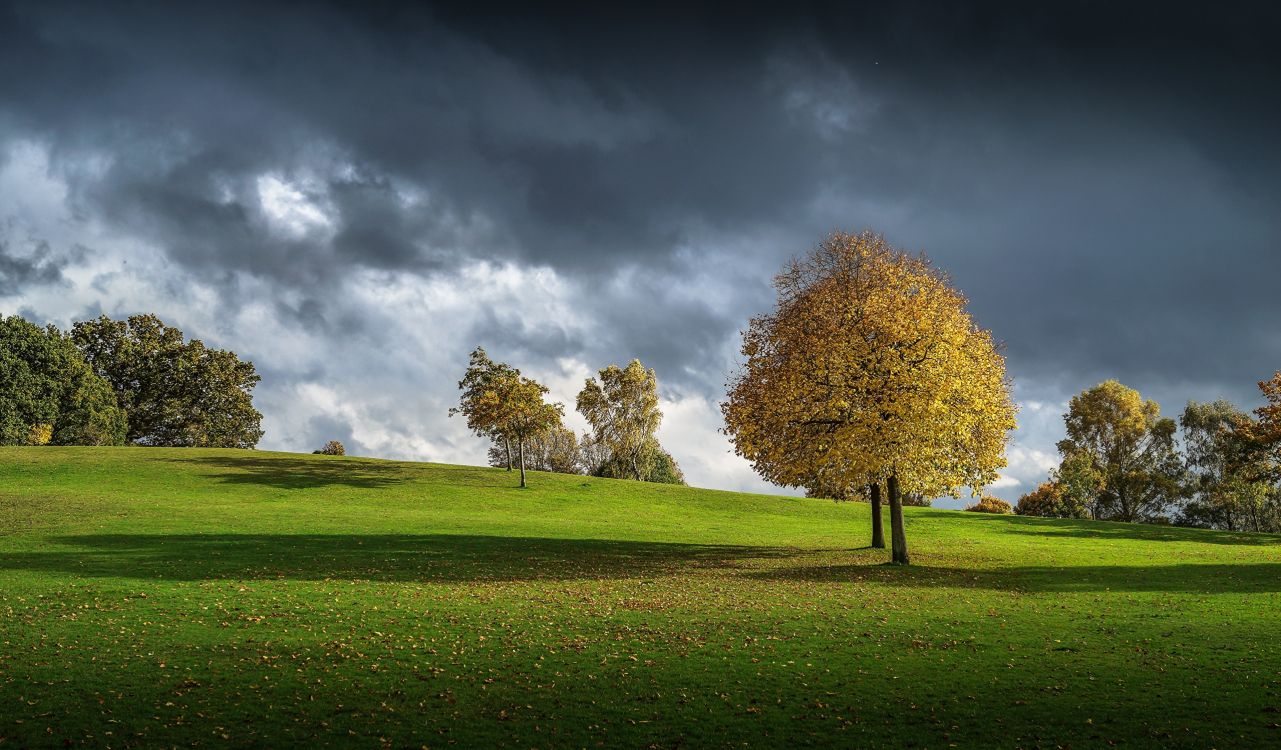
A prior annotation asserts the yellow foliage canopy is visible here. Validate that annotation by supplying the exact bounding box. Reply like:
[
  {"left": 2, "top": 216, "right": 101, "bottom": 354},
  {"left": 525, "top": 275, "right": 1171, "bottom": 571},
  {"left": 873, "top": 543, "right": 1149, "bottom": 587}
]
[{"left": 722, "top": 231, "right": 1016, "bottom": 498}]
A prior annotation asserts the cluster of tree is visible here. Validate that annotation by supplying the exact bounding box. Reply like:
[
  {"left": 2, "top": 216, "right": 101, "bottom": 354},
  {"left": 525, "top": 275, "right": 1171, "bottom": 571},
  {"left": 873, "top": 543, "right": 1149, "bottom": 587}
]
[
  {"left": 1016, "top": 376, "right": 1281, "bottom": 533},
  {"left": 484, "top": 428, "right": 686, "bottom": 484},
  {"left": 0, "top": 315, "right": 126, "bottom": 445},
  {"left": 453, "top": 349, "right": 684, "bottom": 487},
  {"left": 0, "top": 313, "right": 264, "bottom": 448},
  {"left": 723, "top": 231, "right": 1017, "bottom": 565}
]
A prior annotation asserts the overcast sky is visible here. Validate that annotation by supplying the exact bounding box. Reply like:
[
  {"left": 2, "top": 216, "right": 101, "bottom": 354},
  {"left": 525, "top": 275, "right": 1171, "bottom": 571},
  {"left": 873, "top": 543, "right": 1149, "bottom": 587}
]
[{"left": 2, "top": 1, "right": 1278, "bottom": 504}]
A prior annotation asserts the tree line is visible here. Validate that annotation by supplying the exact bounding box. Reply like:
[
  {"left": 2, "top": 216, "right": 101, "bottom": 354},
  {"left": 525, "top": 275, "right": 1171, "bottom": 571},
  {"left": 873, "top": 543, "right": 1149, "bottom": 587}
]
[
  {"left": 8, "top": 231, "right": 1276, "bottom": 548},
  {"left": 451, "top": 349, "right": 684, "bottom": 488},
  {"left": 1015, "top": 377, "right": 1281, "bottom": 532},
  {"left": 0, "top": 313, "right": 263, "bottom": 448}
]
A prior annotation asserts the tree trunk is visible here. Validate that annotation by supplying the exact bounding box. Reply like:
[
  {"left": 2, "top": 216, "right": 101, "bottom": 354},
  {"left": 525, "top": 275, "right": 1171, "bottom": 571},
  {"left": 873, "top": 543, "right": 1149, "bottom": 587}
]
[
  {"left": 504, "top": 437, "right": 513, "bottom": 471},
  {"left": 518, "top": 438, "right": 527, "bottom": 488},
  {"left": 888, "top": 474, "right": 910, "bottom": 565},
  {"left": 869, "top": 482, "right": 885, "bottom": 549}
]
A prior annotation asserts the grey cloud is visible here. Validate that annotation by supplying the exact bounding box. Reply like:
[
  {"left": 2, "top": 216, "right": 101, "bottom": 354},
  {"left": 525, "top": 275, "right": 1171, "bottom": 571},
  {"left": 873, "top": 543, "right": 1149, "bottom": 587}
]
[
  {"left": 468, "top": 306, "right": 585, "bottom": 365},
  {"left": 0, "top": 238, "right": 71, "bottom": 294},
  {"left": 301, "top": 414, "right": 358, "bottom": 456}
]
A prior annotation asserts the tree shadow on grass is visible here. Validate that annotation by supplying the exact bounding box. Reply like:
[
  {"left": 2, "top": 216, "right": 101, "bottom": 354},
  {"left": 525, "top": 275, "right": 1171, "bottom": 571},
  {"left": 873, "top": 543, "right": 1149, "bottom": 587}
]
[
  {"left": 752, "top": 560, "right": 1281, "bottom": 594},
  {"left": 0, "top": 533, "right": 801, "bottom": 583},
  {"left": 161, "top": 455, "right": 540, "bottom": 492},
  {"left": 160, "top": 455, "right": 414, "bottom": 491},
  {"left": 4, "top": 532, "right": 1277, "bottom": 593},
  {"left": 919, "top": 510, "right": 1281, "bottom": 547}
]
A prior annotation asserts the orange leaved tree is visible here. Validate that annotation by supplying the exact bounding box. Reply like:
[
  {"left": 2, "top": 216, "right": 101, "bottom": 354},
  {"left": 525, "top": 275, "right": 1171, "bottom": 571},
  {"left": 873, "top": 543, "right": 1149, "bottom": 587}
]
[{"left": 722, "top": 231, "right": 1016, "bottom": 564}]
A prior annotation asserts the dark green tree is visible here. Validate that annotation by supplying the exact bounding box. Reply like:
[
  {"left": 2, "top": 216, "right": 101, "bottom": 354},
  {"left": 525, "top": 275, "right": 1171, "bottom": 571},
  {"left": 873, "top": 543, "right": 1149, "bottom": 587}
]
[
  {"left": 0, "top": 315, "right": 126, "bottom": 446},
  {"left": 1179, "top": 400, "right": 1274, "bottom": 532},
  {"left": 71, "top": 314, "right": 263, "bottom": 448}
]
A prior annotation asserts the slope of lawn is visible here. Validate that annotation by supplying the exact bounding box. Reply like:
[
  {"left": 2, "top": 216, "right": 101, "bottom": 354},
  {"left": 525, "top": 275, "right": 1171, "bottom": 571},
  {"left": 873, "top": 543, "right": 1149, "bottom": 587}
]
[{"left": 1, "top": 447, "right": 1279, "bottom": 748}]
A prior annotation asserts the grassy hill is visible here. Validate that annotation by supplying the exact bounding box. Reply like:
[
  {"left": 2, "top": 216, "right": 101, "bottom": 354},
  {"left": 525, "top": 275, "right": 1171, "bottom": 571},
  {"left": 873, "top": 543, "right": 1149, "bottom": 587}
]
[{"left": 2, "top": 448, "right": 1278, "bottom": 747}]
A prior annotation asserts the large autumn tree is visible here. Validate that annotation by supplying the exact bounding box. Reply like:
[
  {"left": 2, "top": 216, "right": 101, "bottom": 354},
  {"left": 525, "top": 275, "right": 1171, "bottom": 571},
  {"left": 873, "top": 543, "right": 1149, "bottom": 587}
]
[
  {"left": 1056, "top": 380, "right": 1182, "bottom": 522},
  {"left": 72, "top": 314, "right": 263, "bottom": 448},
  {"left": 723, "top": 231, "right": 1016, "bottom": 564}
]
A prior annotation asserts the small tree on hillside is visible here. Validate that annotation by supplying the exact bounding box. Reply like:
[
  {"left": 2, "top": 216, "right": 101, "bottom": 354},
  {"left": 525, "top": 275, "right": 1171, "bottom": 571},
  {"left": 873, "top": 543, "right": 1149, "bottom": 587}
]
[
  {"left": 577, "top": 359, "right": 664, "bottom": 482},
  {"left": 451, "top": 347, "right": 564, "bottom": 488},
  {"left": 722, "top": 231, "right": 1017, "bottom": 565},
  {"left": 498, "top": 374, "right": 565, "bottom": 488},
  {"left": 1016, "top": 482, "right": 1064, "bottom": 517},
  {"left": 966, "top": 495, "right": 1013, "bottom": 514},
  {"left": 314, "top": 440, "right": 345, "bottom": 456},
  {"left": 1056, "top": 380, "right": 1182, "bottom": 522},
  {"left": 451, "top": 347, "right": 520, "bottom": 470}
]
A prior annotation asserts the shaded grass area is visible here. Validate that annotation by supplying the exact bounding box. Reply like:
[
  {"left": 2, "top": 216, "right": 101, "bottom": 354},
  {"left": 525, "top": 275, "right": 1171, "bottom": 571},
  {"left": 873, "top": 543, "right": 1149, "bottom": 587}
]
[
  {"left": 3, "top": 533, "right": 1280, "bottom": 594},
  {"left": 2, "top": 447, "right": 1280, "bottom": 748}
]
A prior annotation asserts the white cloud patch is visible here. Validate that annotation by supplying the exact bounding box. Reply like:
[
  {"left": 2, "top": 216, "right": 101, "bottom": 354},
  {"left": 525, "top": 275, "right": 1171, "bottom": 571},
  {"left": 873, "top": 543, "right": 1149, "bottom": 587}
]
[{"left": 256, "top": 174, "right": 333, "bottom": 238}]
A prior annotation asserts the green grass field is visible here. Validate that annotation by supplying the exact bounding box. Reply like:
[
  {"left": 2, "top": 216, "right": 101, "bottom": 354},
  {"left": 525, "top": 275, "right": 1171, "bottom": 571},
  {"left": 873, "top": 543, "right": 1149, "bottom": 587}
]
[{"left": 2, "top": 447, "right": 1278, "bottom": 747}]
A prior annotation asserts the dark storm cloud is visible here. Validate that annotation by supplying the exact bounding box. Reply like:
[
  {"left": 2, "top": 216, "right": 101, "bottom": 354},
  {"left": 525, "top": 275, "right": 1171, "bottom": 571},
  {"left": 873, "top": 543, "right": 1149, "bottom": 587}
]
[
  {"left": 2, "top": 0, "right": 1279, "bottom": 408},
  {"left": 0, "top": 238, "right": 72, "bottom": 294},
  {"left": 469, "top": 305, "right": 585, "bottom": 365}
]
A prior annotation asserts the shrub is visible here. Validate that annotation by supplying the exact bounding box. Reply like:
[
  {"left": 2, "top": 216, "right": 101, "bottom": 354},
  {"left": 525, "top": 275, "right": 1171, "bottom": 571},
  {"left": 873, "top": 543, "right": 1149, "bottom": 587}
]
[
  {"left": 26, "top": 423, "right": 53, "bottom": 446},
  {"left": 314, "top": 440, "right": 345, "bottom": 456},
  {"left": 1015, "top": 481, "right": 1088, "bottom": 518},
  {"left": 967, "top": 495, "right": 1013, "bottom": 514}
]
